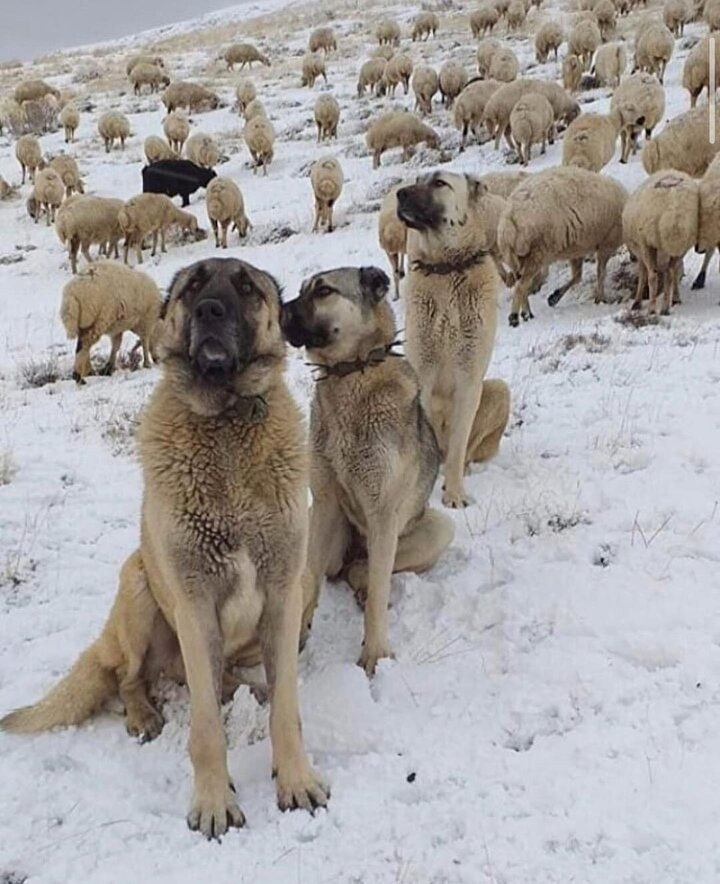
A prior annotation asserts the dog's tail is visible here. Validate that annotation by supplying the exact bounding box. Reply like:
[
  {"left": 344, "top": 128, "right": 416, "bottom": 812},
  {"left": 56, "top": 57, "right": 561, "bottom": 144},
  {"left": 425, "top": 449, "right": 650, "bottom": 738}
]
[{"left": 0, "top": 638, "right": 116, "bottom": 734}]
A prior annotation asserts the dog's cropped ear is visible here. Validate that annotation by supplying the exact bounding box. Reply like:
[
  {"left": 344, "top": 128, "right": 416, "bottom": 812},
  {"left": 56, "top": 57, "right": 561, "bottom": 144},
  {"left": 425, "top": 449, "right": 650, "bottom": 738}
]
[
  {"left": 465, "top": 175, "right": 488, "bottom": 203},
  {"left": 359, "top": 266, "right": 390, "bottom": 303}
]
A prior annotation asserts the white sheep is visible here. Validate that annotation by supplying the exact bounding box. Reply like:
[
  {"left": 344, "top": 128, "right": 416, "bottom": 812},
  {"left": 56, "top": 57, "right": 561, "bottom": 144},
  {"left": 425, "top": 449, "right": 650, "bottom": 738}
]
[
  {"left": 484, "top": 79, "right": 579, "bottom": 151},
  {"left": 562, "top": 113, "right": 618, "bottom": 171},
  {"left": 376, "top": 19, "right": 401, "bottom": 45},
  {"left": 118, "top": 193, "right": 199, "bottom": 264},
  {"left": 162, "top": 81, "right": 219, "bottom": 112},
  {"left": 592, "top": 42, "right": 627, "bottom": 87},
  {"left": 633, "top": 23, "right": 674, "bottom": 83},
  {"left": 205, "top": 177, "right": 250, "bottom": 248},
  {"left": 31, "top": 168, "right": 65, "bottom": 225},
  {"left": 382, "top": 53, "right": 414, "bottom": 96},
  {"left": 310, "top": 156, "right": 343, "bottom": 233},
  {"left": 478, "top": 169, "right": 529, "bottom": 198},
  {"left": 682, "top": 34, "right": 720, "bottom": 107},
  {"left": 55, "top": 195, "right": 125, "bottom": 273},
  {"left": 642, "top": 103, "right": 720, "bottom": 176},
  {"left": 358, "top": 58, "right": 387, "bottom": 97},
  {"left": 477, "top": 38, "right": 501, "bottom": 76},
  {"left": 609, "top": 72, "right": 665, "bottom": 163},
  {"left": 378, "top": 182, "right": 409, "bottom": 299},
  {"left": 0, "top": 176, "right": 13, "bottom": 200},
  {"left": 129, "top": 63, "right": 170, "bottom": 95},
  {"left": 664, "top": 0, "right": 689, "bottom": 34},
  {"left": 366, "top": 111, "right": 440, "bottom": 168},
  {"left": 454, "top": 79, "right": 501, "bottom": 150},
  {"left": 184, "top": 133, "right": 220, "bottom": 169},
  {"left": 506, "top": 0, "right": 527, "bottom": 30},
  {"left": 223, "top": 44, "right": 270, "bottom": 71},
  {"left": 235, "top": 79, "right": 256, "bottom": 112},
  {"left": 568, "top": 19, "right": 601, "bottom": 69},
  {"left": 49, "top": 154, "right": 85, "bottom": 198},
  {"left": 301, "top": 52, "right": 328, "bottom": 88},
  {"left": 314, "top": 94, "right": 340, "bottom": 141},
  {"left": 412, "top": 12, "right": 439, "bottom": 40},
  {"left": 705, "top": 0, "right": 720, "bottom": 29},
  {"left": 488, "top": 46, "right": 519, "bottom": 82},
  {"left": 622, "top": 171, "right": 700, "bottom": 314},
  {"left": 163, "top": 112, "right": 190, "bottom": 153},
  {"left": 60, "top": 261, "right": 163, "bottom": 383},
  {"left": 126, "top": 54, "right": 165, "bottom": 76},
  {"left": 15, "top": 135, "right": 44, "bottom": 184},
  {"left": 535, "top": 21, "right": 564, "bottom": 62},
  {"left": 243, "top": 98, "right": 267, "bottom": 122},
  {"left": 439, "top": 61, "right": 469, "bottom": 108},
  {"left": 412, "top": 66, "right": 439, "bottom": 115},
  {"left": 471, "top": 5, "right": 500, "bottom": 37},
  {"left": 691, "top": 154, "right": 720, "bottom": 289},
  {"left": 510, "top": 93, "right": 555, "bottom": 165},
  {"left": 593, "top": 0, "right": 616, "bottom": 40},
  {"left": 144, "top": 135, "right": 176, "bottom": 164},
  {"left": 498, "top": 166, "right": 628, "bottom": 325},
  {"left": 562, "top": 54, "right": 584, "bottom": 92},
  {"left": 14, "top": 79, "right": 60, "bottom": 104},
  {"left": 243, "top": 115, "right": 275, "bottom": 174},
  {"left": 309, "top": 27, "right": 337, "bottom": 53},
  {"left": 60, "top": 104, "right": 80, "bottom": 143},
  {"left": 98, "top": 111, "right": 130, "bottom": 152}
]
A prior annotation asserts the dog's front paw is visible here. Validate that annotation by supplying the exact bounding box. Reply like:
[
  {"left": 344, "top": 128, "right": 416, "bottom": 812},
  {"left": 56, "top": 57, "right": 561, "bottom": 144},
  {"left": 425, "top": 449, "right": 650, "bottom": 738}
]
[
  {"left": 358, "top": 641, "right": 394, "bottom": 676},
  {"left": 276, "top": 762, "right": 330, "bottom": 813},
  {"left": 442, "top": 487, "right": 471, "bottom": 509},
  {"left": 187, "top": 784, "right": 246, "bottom": 839}
]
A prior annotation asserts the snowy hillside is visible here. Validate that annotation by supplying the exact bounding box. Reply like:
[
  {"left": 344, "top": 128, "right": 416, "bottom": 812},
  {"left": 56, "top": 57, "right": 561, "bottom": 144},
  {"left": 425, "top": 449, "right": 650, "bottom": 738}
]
[{"left": 1, "top": 0, "right": 720, "bottom": 881}]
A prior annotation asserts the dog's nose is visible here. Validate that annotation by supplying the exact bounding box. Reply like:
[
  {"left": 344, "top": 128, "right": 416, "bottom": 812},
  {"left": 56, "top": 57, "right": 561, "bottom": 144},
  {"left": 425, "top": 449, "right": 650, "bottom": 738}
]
[{"left": 194, "top": 298, "right": 225, "bottom": 322}]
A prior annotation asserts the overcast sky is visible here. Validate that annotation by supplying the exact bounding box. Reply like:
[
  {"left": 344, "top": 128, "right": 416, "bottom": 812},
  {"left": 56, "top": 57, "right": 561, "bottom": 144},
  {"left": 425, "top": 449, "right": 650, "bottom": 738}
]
[{"left": 2, "top": 0, "right": 236, "bottom": 60}]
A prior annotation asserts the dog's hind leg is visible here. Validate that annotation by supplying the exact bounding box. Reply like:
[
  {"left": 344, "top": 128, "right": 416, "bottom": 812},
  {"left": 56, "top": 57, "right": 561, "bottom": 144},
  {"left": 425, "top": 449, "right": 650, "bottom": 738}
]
[{"left": 466, "top": 379, "right": 511, "bottom": 464}]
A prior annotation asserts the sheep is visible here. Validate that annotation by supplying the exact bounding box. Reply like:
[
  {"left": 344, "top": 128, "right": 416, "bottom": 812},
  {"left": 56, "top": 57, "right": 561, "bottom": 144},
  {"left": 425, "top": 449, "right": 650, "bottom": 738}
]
[
  {"left": 366, "top": 111, "right": 440, "bottom": 168},
  {"left": 477, "top": 38, "right": 501, "bottom": 76},
  {"left": 60, "top": 104, "right": 80, "bottom": 143},
  {"left": 22, "top": 94, "right": 60, "bottom": 134},
  {"left": 705, "top": 0, "right": 720, "bottom": 29},
  {"left": 163, "top": 112, "right": 190, "bottom": 153},
  {"left": 454, "top": 79, "right": 501, "bottom": 150},
  {"left": 310, "top": 156, "right": 343, "bottom": 233},
  {"left": 205, "top": 177, "right": 250, "bottom": 248},
  {"left": 49, "top": 154, "right": 85, "bottom": 198},
  {"left": 592, "top": 42, "right": 627, "bottom": 86},
  {"left": 98, "top": 111, "right": 130, "bottom": 152},
  {"left": 243, "top": 115, "right": 275, "bottom": 175},
  {"left": 562, "top": 113, "right": 618, "bottom": 171},
  {"left": 357, "top": 58, "right": 387, "bottom": 97},
  {"left": 243, "top": 98, "right": 267, "bottom": 122},
  {"left": 664, "top": 0, "right": 689, "bottom": 34},
  {"left": 235, "top": 79, "right": 256, "bottom": 112},
  {"left": 470, "top": 5, "right": 500, "bottom": 37},
  {"left": 506, "top": 0, "right": 527, "bottom": 30},
  {"left": 126, "top": 54, "right": 165, "bottom": 76},
  {"left": 60, "top": 261, "right": 163, "bottom": 383},
  {"left": 478, "top": 169, "right": 529, "bottom": 198},
  {"left": 510, "top": 93, "right": 555, "bottom": 165},
  {"left": 682, "top": 34, "right": 720, "bottom": 107},
  {"left": 488, "top": 46, "right": 519, "bottom": 82},
  {"left": 223, "top": 43, "right": 270, "bottom": 70},
  {"left": 535, "top": 21, "right": 564, "bottom": 62},
  {"left": 412, "top": 66, "right": 439, "bottom": 115},
  {"left": 378, "top": 183, "right": 409, "bottom": 298},
  {"left": 439, "top": 61, "right": 469, "bottom": 108},
  {"left": 633, "top": 23, "right": 674, "bottom": 83},
  {"left": 376, "top": 19, "right": 401, "bottom": 45},
  {"left": 30, "top": 168, "right": 65, "bottom": 225},
  {"left": 314, "top": 94, "right": 340, "bottom": 141},
  {"left": 162, "top": 81, "right": 219, "bottom": 113},
  {"left": 301, "top": 52, "right": 328, "bottom": 88},
  {"left": 568, "top": 19, "right": 601, "bottom": 69},
  {"left": 373, "top": 46, "right": 396, "bottom": 61},
  {"left": 593, "top": 0, "right": 616, "bottom": 40},
  {"left": 144, "top": 135, "right": 176, "bottom": 164},
  {"left": 381, "top": 53, "right": 414, "bottom": 96},
  {"left": 642, "top": 104, "right": 720, "bottom": 176},
  {"left": 495, "top": 0, "right": 511, "bottom": 16},
  {"left": 15, "top": 135, "right": 44, "bottom": 184},
  {"left": 129, "top": 63, "right": 169, "bottom": 95},
  {"left": 309, "top": 27, "right": 337, "bottom": 53},
  {"left": 691, "top": 154, "right": 720, "bottom": 288},
  {"left": 562, "top": 54, "right": 584, "bottom": 93},
  {"left": 622, "top": 171, "right": 700, "bottom": 314},
  {"left": 498, "top": 166, "right": 628, "bottom": 325},
  {"left": 14, "top": 79, "right": 60, "bottom": 105},
  {"left": 412, "top": 12, "right": 439, "bottom": 40},
  {"left": 484, "top": 79, "right": 579, "bottom": 150},
  {"left": 609, "top": 72, "right": 665, "bottom": 162},
  {"left": 0, "top": 99, "right": 24, "bottom": 137},
  {"left": 55, "top": 196, "right": 124, "bottom": 273},
  {"left": 184, "top": 133, "right": 220, "bottom": 169},
  {"left": 118, "top": 193, "right": 199, "bottom": 264}
]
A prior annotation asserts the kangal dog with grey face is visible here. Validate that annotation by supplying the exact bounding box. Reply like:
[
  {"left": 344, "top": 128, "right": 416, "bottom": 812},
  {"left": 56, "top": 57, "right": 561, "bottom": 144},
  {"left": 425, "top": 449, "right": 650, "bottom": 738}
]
[{"left": 397, "top": 171, "right": 511, "bottom": 509}]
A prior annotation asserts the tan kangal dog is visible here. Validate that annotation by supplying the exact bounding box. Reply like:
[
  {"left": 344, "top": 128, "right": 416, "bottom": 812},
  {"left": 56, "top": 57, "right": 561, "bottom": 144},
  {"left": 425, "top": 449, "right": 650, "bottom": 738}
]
[
  {"left": 1, "top": 258, "right": 328, "bottom": 838},
  {"left": 397, "top": 171, "right": 511, "bottom": 508},
  {"left": 282, "top": 266, "right": 454, "bottom": 674}
]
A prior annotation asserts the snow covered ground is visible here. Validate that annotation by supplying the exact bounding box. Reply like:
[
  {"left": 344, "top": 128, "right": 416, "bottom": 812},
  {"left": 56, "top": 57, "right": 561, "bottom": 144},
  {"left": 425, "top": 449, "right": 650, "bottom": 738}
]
[{"left": 1, "top": 0, "right": 720, "bottom": 881}]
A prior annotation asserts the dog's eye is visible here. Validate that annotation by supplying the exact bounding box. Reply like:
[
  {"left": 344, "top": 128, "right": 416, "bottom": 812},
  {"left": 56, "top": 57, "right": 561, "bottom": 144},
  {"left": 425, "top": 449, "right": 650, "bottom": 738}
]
[
  {"left": 433, "top": 179, "right": 447, "bottom": 188},
  {"left": 314, "top": 286, "right": 334, "bottom": 298}
]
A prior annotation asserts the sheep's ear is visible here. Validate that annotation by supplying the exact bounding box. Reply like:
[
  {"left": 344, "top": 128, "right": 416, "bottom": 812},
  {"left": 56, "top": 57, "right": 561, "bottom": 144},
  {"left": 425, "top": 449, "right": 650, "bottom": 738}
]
[
  {"left": 359, "top": 266, "right": 390, "bottom": 303},
  {"left": 465, "top": 175, "right": 487, "bottom": 202}
]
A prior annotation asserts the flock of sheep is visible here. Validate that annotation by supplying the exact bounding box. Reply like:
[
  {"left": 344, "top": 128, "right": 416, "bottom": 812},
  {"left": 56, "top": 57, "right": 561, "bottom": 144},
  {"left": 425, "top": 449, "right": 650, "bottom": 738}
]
[{"left": 1, "top": 0, "right": 720, "bottom": 379}]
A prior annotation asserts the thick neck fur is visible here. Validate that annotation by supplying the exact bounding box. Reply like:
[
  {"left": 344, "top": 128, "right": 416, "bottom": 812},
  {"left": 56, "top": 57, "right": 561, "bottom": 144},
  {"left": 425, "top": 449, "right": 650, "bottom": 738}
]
[
  {"left": 406, "top": 204, "right": 489, "bottom": 266},
  {"left": 306, "top": 302, "right": 397, "bottom": 368}
]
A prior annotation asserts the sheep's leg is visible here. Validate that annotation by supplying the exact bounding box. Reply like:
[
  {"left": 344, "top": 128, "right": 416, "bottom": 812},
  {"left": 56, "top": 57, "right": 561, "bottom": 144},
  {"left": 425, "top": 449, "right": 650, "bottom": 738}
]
[
  {"left": 631, "top": 259, "right": 647, "bottom": 310},
  {"left": 646, "top": 265, "right": 660, "bottom": 314},
  {"left": 73, "top": 329, "right": 100, "bottom": 384},
  {"left": 21, "top": 164, "right": 26, "bottom": 185},
  {"left": 547, "top": 257, "right": 583, "bottom": 307},
  {"left": 509, "top": 271, "right": 536, "bottom": 327},
  {"left": 594, "top": 251, "right": 611, "bottom": 303},
  {"left": 81, "top": 240, "right": 92, "bottom": 268},
  {"left": 136, "top": 235, "right": 143, "bottom": 265},
  {"left": 692, "top": 248, "right": 714, "bottom": 289},
  {"left": 101, "top": 333, "right": 123, "bottom": 376},
  {"left": 503, "top": 125, "right": 515, "bottom": 151},
  {"left": 160, "top": 227, "right": 167, "bottom": 254},
  {"left": 313, "top": 199, "right": 321, "bottom": 232},
  {"left": 69, "top": 238, "right": 80, "bottom": 274},
  {"left": 151, "top": 230, "right": 158, "bottom": 257},
  {"left": 327, "top": 202, "right": 334, "bottom": 233}
]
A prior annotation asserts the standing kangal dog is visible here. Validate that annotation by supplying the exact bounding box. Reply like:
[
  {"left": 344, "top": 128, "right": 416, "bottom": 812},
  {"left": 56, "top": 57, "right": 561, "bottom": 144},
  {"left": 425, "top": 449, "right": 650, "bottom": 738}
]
[
  {"left": 397, "top": 171, "right": 511, "bottom": 508},
  {"left": 282, "top": 266, "right": 454, "bottom": 674},
  {"left": 1, "top": 258, "right": 328, "bottom": 839}
]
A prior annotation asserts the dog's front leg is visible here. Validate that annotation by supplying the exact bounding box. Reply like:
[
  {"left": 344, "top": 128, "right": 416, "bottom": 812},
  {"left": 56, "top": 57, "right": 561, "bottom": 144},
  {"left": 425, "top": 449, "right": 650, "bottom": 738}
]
[
  {"left": 359, "top": 514, "right": 400, "bottom": 675},
  {"left": 260, "top": 578, "right": 330, "bottom": 812},
  {"left": 175, "top": 595, "right": 245, "bottom": 839},
  {"left": 442, "top": 377, "right": 484, "bottom": 508}
]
